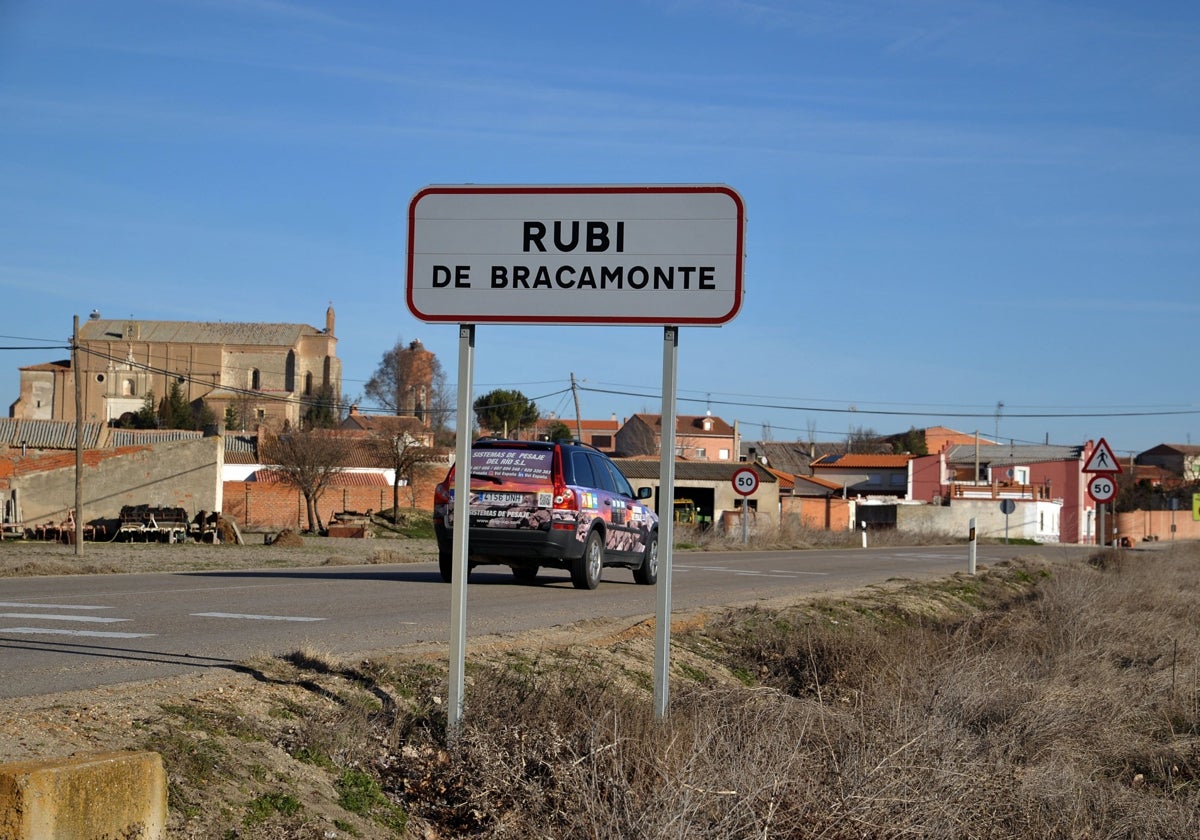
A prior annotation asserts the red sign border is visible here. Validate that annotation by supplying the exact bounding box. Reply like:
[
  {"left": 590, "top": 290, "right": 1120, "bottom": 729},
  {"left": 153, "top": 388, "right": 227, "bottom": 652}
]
[
  {"left": 406, "top": 184, "right": 745, "bottom": 326},
  {"left": 1087, "top": 473, "right": 1118, "bottom": 503},
  {"left": 731, "top": 466, "right": 760, "bottom": 496},
  {"left": 1082, "top": 437, "right": 1122, "bottom": 474}
]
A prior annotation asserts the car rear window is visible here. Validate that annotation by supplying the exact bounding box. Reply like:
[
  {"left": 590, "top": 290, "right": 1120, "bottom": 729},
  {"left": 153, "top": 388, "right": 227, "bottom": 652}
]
[
  {"left": 569, "top": 449, "right": 596, "bottom": 487},
  {"left": 470, "top": 447, "right": 553, "bottom": 481}
]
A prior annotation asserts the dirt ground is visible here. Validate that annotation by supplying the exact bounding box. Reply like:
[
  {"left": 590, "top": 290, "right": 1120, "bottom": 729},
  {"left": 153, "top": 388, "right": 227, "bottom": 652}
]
[{"left": 0, "top": 532, "right": 696, "bottom": 837}]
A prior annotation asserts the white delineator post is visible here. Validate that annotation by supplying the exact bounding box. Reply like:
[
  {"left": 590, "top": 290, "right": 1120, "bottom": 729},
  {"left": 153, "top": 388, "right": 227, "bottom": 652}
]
[{"left": 968, "top": 517, "right": 977, "bottom": 575}]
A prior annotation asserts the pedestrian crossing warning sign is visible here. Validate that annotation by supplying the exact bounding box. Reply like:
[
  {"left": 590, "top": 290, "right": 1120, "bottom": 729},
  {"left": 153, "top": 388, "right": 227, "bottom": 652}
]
[{"left": 1082, "top": 438, "right": 1122, "bottom": 473}]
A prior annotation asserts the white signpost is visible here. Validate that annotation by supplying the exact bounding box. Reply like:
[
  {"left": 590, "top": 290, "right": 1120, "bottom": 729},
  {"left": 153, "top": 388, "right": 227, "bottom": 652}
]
[
  {"left": 731, "top": 466, "right": 759, "bottom": 545},
  {"left": 407, "top": 184, "right": 745, "bottom": 734},
  {"left": 1082, "top": 437, "right": 1122, "bottom": 546}
]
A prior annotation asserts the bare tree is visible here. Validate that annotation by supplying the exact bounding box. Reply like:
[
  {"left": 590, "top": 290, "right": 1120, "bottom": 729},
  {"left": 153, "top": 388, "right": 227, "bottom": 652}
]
[
  {"left": 259, "top": 429, "right": 351, "bottom": 533},
  {"left": 367, "top": 428, "right": 438, "bottom": 515}
]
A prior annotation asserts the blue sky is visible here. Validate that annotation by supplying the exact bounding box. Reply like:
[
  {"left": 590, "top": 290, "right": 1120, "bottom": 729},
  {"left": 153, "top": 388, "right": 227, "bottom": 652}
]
[{"left": 2, "top": 0, "right": 1197, "bottom": 457}]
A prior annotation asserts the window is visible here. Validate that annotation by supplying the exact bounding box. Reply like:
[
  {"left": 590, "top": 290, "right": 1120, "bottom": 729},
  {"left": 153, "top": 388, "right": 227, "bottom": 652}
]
[
  {"left": 591, "top": 434, "right": 612, "bottom": 448},
  {"left": 695, "top": 448, "right": 707, "bottom": 459},
  {"left": 304, "top": 371, "right": 313, "bottom": 396},
  {"left": 570, "top": 450, "right": 596, "bottom": 487},
  {"left": 587, "top": 452, "right": 619, "bottom": 494},
  {"left": 251, "top": 369, "right": 261, "bottom": 390},
  {"left": 718, "top": 449, "right": 730, "bottom": 460}
]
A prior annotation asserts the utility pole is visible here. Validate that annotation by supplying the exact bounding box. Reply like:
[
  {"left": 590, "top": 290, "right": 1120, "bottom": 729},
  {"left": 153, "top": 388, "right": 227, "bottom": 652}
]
[
  {"left": 72, "top": 314, "right": 83, "bottom": 556},
  {"left": 570, "top": 372, "right": 583, "bottom": 442}
]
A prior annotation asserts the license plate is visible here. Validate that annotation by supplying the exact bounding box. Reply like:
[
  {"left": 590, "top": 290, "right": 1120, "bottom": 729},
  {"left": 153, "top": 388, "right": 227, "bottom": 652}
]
[{"left": 479, "top": 492, "right": 527, "bottom": 505}]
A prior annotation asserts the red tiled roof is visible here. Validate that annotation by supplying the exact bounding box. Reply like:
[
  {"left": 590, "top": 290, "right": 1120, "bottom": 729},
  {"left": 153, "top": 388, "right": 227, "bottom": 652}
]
[
  {"left": 806, "top": 474, "right": 843, "bottom": 490},
  {"left": 250, "top": 469, "right": 389, "bottom": 486},
  {"left": 763, "top": 466, "right": 795, "bottom": 490},
  {"left": 341, "top": 413, "right": 427, "bottom": 435}
]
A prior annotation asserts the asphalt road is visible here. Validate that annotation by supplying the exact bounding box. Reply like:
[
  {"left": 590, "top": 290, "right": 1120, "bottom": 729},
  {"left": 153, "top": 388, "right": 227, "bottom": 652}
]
[{"left": 0, "top": 543, "right": 1087, "bottom": 698}]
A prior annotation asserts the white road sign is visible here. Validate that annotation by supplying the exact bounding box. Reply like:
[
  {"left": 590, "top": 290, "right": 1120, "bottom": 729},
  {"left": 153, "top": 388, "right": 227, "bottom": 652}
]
[
  {"left": 1088, "top": 474, "right": 1118, "bottom": 503},
  {"left": 1082, "top": 437, "right": 1122, "bottom": 473},
  {"left": 406, "top": 184, "right": 745, "bottom": 325},
  {"left": 732, "top": 467, "right": 759, "bottom": 496}
]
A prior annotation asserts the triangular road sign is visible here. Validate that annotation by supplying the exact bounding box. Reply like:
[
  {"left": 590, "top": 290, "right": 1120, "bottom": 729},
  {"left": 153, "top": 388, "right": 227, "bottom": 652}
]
[{"left": 1082, "top": 437, "right": 1122, "bottom": 473}]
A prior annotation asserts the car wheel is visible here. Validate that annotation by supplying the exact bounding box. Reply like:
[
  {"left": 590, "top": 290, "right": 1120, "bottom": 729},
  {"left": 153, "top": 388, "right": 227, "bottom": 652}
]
[
  {"left": 633, "top": 532, "right": 658, "bottom": 585},
  {"left": 511, "top": 565, "right": 539, "bottom": 585},
  {"left": 571, "top": 529, "right": 604, "bottom": 590},
  {"left": 438, "top": 552, "right": 453, "bottom": 583}
]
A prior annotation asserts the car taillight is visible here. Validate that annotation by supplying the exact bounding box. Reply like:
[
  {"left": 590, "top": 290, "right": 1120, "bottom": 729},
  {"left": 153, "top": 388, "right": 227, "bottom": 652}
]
[
  {"left": 550, "top": 443, "right": 576, "bottom": 510},
  {"left": 554, "top": 484, "right": 576, "bottom": 510},
  {"left": 433, "top": 468, "right": 454, "bottom": 514}
]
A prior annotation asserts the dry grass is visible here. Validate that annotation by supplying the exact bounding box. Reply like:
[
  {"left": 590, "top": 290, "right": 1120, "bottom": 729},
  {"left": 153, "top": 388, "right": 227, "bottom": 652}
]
[
  {"left": 673, "top": 518, "right": 966, "bottom": 551},
  {"left": 255, "top": 543, "right": 1197, "bottom": 839}
]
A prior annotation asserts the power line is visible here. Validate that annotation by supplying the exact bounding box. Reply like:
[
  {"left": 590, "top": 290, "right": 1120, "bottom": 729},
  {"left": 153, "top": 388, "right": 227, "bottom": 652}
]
[{"left": 578, "top": 385, "right": 1200, "bottom": 421}]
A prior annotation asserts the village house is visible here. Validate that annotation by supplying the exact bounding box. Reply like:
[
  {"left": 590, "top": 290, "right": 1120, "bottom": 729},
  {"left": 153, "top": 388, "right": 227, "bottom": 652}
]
[{"left": 615, "top": 412, "right": 739, "bottom": 461}]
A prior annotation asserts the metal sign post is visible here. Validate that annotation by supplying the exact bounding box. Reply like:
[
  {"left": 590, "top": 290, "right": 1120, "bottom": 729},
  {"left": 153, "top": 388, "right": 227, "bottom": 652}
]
[
  {"left": 447, "top": 324, "right": 475, "bottom": 740},
  {"left": 999, "top": 498, "right": 1016, "bottom": 544},
  {"left": 653, "top": 326, "right": 678, "bottom": 721}
]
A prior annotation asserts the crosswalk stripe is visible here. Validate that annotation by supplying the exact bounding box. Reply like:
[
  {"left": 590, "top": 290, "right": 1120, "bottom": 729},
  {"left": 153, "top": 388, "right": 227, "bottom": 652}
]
[
  {"left": 0, "top": 613, "right": 128, "bottom": 623},
  {"left": 0, "top": 627, "right": 155, "bottom": 639},
  {"left": 191, "top": 612, "right": 325, "bottom": 622}
]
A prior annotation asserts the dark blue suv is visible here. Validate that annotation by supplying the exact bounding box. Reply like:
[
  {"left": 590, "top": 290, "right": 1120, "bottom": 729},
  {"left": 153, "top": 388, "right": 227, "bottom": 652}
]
[{"left": 433, "top": 439, "right": 659, "bottom": 589}]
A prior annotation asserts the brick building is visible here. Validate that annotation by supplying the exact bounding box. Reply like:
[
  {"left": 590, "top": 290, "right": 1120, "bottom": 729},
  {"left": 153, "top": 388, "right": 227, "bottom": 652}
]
[{"left": 10, "top": 307, "right": 341, "bottom": 431}]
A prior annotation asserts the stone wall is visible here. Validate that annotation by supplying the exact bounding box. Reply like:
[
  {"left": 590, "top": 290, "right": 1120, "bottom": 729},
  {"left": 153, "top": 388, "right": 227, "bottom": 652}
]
[{"left": 9, "top": 437, "right": 222, "bottom": 527}]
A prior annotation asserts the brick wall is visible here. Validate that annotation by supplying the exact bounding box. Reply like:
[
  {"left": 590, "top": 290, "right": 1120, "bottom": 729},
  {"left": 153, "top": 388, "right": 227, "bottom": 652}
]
[{"left": 223, "top": 461, "right": 448, "bottom": 532}]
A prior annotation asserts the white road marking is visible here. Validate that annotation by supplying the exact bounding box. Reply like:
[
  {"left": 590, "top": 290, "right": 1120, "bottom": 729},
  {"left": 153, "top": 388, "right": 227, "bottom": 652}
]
[
  {"left": 0, "top": 627, "right": 155, "bottom": 639},
  {"left": 0, "top": 602, "right": 113, "bottom": 610},
  {"left": 0, "top": 613, "right": 128, "bottom": 623},
  {"left": 677, "top": 564, "right": 829, "bottom": 578},
  {"left": 191, "top": 612, "right": 325, "bottom": 622},
  {"left": 735, "top": 571, "right": 807, "bottom": 578}
]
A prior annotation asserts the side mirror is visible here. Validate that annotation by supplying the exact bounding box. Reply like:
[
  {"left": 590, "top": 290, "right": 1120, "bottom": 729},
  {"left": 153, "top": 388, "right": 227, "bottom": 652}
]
[{"left": 637, "top": 487, "right": 653, "bottom": 500}]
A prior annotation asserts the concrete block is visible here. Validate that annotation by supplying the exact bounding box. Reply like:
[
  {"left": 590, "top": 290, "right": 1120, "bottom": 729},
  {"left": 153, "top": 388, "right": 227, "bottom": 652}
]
[{"left": 0, "top": 751, "right": 166, "bottom": 839}]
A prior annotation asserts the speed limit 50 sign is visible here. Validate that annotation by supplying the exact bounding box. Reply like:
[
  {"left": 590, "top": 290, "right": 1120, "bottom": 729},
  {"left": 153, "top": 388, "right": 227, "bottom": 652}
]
[
  {"left": 1088, "top": 474, "right": 1117, "bottom": 504},
  {"left": 731, "top": 467, "right": 759, "bottom": 496}
]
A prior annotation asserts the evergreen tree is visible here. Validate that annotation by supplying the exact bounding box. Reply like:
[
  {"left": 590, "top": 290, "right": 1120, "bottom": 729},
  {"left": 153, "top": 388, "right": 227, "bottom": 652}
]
[
  {"left": 474, "top": 389, "right": 539, "bottom": 438},
  {"left": 302, "top": 385, "right": 342, "bottom": 429},
  {"left": 133, "top": 391, "right": 158, "bottom": 429},
  {"left": 158, "top": 381, "right": 193, "bottom": 429}
]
